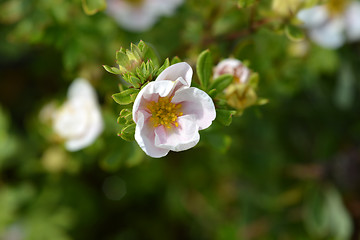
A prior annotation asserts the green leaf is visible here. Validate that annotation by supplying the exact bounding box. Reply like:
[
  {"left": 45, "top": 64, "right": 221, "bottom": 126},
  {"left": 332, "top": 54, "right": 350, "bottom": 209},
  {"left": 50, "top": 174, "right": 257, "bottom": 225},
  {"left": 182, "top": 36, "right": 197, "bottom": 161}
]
[
  {"left": 103, "top": 65, "right": 121, "bottom": 75},
  {"left": 141, "top": 41, "right": 159, "bottom": 67},
  {"left": 304, "top": 187, "right": 352, "bottom": 239},
  {"left": 196, "top": 49, "right": 213, "bottom": 90},
  {"left": 117, "top": 109, "right": 133, "bottom": 125},
  {"left": 157, "top": 58, "right": 170, "bottom": 75},
  {"left": 118, "top": 123, "right": 136, "bottom": 141},
  {"left": 81, "top": 0, "right": 106, "bottom": 15},
  {"left": 285, "top": 24, "right": 305, "bottom": 42},
  {"left": 216, "top": 109, "right": 236, "bottom": 126},
  {"left": 112, "top": 88, "right": 139, "bottom": 105},
  {"left": 116, "top": 48, "right": 129, "bottom": 67},
  {"left": 326, "top": 187, "right": 352, "bottom": 240},
  {"left": 209, "top": 74, "right": 233, "bottom": 97},
  {"left": 128, "top": 76, "right": 141, "bottom": 88}
]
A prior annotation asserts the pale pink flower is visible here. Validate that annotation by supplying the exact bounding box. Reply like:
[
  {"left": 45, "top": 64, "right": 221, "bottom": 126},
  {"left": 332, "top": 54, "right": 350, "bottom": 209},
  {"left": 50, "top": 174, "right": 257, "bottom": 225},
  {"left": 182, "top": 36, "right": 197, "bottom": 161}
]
[
  {"left": 106, "top": 0, "right": 184, "bottom": 32},
  {"left": 213, "top": 58, "right": 250, "bottom": 84},
  {"left": 297, "top": 1, "right": 360, "bottom": 49},
  {"left": 52, "top": 78, "right": 103, "bottom": 151},
  {"left": 132, "top": 62, "right": 216, "bottom": 158}
]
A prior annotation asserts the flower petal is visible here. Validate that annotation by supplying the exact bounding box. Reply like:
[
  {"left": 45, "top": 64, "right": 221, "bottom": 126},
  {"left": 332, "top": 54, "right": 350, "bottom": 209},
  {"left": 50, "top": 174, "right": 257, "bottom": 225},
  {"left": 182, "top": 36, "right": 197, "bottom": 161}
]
[
  {"left": 297, "top": 5, "right": 329, "bottom": 28},
  {"left": 135, "top": 111, "right": 169, "bottom": 158},
  {"left": 345, "top": 1, "right": 360, "bottom": 41},
  {"left": 65, "top": 106, "right": 103, "bottom": 151},
  {"left": 172, "top": 87, "right": 216, "bottom": 130},
  {"left": 154, "top": 115, "right": 200, "bottom": 152},
  {"left": 213, "top": 58, "right": 242, "bottom": 79},
  {"left": 309, "top": 17, "right": 346, "bottom": 49},
  {"left": 156, "top": 62, "right": 193, "bottom": 86},
  {"left": 106, "top": 0, "right": 158, "bottom": 32},
  {"left": 68, "top": 78, "right": 97, "bottom": 101},
  {"left": 133, "top": 79, "right": 186, "bottom": 123}
]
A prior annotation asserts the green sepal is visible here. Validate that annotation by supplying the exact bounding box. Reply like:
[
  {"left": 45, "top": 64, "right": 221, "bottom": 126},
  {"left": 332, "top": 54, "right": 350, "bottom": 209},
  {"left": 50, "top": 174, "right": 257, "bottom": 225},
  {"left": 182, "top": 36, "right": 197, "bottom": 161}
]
[
  {"left": 216, "top": 109, "right": 237, "bottom": 126},
  {"left": 118, "top": 123, "right": 136, "bottom": 141},
  {"left": 208, "top": 74, "right": 233, "bottom": 97},
  {"left": 196, "top": 49, "right": 213, "bottom": 90},
  {"left": 139, "top": 41, "right": 160, "bottom": 67},
  {"left": 117, "top": 109, "right": 133, "bottom": 125},
  {"left": 157, "top": 58, "right": 170, "bottom": 75},
  {"left": 171, "top": 56, "right": 181, "bottom": 65},
  {"left": 103, "top": 65, "right": 121, "bottom": 75},
  {"left": 128, "top": 75, "right": 142, "bottom": 88},
  {"left": 116, "top": 48, "right": 129, "bottom": 67},
  {"left": 112, "top": 88, "right": 139, "bottom": 105}
]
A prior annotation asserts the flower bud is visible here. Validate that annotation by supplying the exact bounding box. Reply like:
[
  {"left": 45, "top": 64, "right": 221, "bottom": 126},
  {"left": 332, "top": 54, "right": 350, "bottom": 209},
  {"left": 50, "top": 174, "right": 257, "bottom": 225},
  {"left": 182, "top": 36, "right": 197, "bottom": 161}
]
[{"left": 213, "top": 58, "right": 250, "bottom": 84}]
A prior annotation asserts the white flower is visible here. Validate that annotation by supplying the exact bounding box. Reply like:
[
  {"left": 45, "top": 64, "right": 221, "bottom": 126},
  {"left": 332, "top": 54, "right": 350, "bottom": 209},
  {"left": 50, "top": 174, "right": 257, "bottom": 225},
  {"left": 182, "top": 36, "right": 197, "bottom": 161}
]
[
  {"left": 52, "top": 78, "right": 103, "bottom": 151},
  {"left": 297, "top": 1, "right": 360, "bottom": 49},
  {"left": 106, "top": 0, "right": 184, "bottom": 32},
  {"left": 132, "top": 62, "right": 216, "bottom": 158},
  {"left": 213, "top": 58, "right": 250, "bottom": 84}
]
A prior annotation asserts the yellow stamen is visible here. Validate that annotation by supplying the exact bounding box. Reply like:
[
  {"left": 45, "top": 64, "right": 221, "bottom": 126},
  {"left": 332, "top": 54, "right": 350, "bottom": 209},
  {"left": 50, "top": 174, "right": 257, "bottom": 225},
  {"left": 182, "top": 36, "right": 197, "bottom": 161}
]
[{"left": 147, "top": 96, "right": 183, "bottom": 128}]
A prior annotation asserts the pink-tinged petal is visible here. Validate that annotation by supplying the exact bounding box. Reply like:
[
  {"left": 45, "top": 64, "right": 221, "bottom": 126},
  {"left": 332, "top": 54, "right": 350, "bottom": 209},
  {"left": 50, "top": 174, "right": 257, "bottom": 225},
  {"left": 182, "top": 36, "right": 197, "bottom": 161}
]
[
  {"left": 345, "top": 2, "right": 360, "bottom": 41},
  {"left": 213, "top": 58, "right": 242, "bottom": 79},
  {"left": 133, "top": 80, "right": 175, "bottom": 123},
  {"left": 156, "top": 62, "right": 193, "bottom": 86},
  {"left": 135, "top": 111, "right": 169, "bottom": 158},
  {"left": 297, "top": 5, "right": 329, "bottom": 28},
  {"left": 213, "top": 58, "right": 250, "bottom": 83},
  {"left": 309, "top": 17, "right": 346, "bottom": 49},
  {"left": 172, "top": 87, "right": 216, "bottom": 130},
  {"left": 154, "top": 115, "right": 200, "bottom": 152},
  {"left": 132, "top": 79, "right": 188, "bottom": 123}
]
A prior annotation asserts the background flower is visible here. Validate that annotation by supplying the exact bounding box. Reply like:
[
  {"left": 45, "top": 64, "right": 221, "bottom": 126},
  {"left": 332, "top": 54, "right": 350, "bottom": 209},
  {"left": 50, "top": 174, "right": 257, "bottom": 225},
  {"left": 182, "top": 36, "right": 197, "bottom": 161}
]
[
  {"left": 213, "top": 58, "right": 250, "bottom": 84},
  {"left": 106, "top": 0, "right": 184, "bottom": 32},
  {"left": 52, "top": 78, "right": 103, "bottom": 151},
  {"left": 132, "top": 62, "right": 216, "bottom": 158},
  {"left": 297, "top": 1, "right": 360, "bottom": 49}
]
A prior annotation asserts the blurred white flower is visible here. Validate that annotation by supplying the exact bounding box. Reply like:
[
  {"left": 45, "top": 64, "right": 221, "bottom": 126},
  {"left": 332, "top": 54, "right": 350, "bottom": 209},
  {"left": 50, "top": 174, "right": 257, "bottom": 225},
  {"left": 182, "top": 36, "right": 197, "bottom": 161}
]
[
  {"left": 52, "top": 78, "right": 103, "bottom": 151},
  {"left": 297, "top": 1, "right": 360, "bottom": 49},
  {"left": 213, "top": 58, "right": 250, "bottom": 84},
  {"left": 132, "top": 62, "right": 216, "bottom": 158},
  {"left": 106, "top": 0, "right": 184, "bottom": 32}
]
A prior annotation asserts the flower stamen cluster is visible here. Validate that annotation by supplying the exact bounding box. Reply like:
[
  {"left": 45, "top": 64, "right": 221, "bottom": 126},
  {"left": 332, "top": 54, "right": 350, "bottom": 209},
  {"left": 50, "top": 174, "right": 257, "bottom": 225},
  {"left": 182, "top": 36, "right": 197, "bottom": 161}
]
[{"left": 147, "top": 97, "right": 183, "bottom": 128}]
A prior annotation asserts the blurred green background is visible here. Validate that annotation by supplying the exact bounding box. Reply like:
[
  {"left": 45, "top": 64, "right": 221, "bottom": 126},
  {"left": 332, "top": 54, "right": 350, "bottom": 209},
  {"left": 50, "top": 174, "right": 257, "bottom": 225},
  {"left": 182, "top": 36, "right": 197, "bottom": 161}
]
[{"left": 1, "top": 0, "right": 360, "bottom": 239}]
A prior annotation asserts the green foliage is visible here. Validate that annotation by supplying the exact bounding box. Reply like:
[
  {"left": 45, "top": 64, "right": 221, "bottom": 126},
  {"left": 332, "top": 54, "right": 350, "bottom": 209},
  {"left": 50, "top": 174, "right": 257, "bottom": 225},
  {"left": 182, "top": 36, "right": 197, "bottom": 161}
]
[
  {"left": 118, "top": 123, "right": 136, "bottom": 142},
  {"left": 285, "top": 24, "right": 305, "bottom": 42},
  {"left": 81, "top": 0, "right": 106, "bottom": 15},
  {"left": 196, "top": 49, "right": 213, "bottom": 90},
  {"left": 208, "top": 74, "right": 233, "bottom": 97},
  {"left": 215, "top": 109, "right": 237, "bottom": 126},
  {"left": 112, "top": 88, "right": 139, "bottom": 105},
  {"left": 304, "top": 187, "right": 352, "bottom": 240}
]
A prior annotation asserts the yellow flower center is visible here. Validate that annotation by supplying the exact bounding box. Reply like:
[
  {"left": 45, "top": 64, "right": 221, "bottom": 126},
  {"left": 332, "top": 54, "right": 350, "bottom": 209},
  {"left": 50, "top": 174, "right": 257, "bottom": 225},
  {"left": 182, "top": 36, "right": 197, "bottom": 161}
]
[
  {"left": 147, "top": 97, "right": 183, "bottom": 128},
  {"left": 326, "top": 0, "right": 348, "bottom": 16}
]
